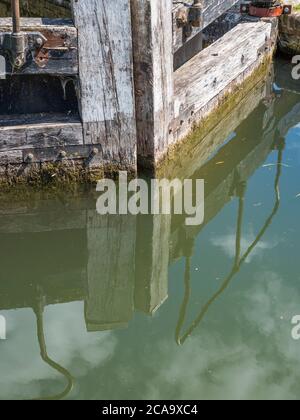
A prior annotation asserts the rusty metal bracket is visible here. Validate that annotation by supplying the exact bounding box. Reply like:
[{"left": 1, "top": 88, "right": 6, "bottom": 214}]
[
  {"left": 240, "top": 2, "right": 292, "bottom": 17},
  {"left": 176, "top": 0, "right": 204, "bottom": 29},
  {"left": 0, "top": 0, "right": 47, "bottom": 70},
  {"left": 0, "top": 31, "right": 47, "bottom": 69}
]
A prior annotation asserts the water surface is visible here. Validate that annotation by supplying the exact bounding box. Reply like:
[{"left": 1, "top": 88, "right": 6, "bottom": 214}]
[{"left": 0, "top": 58, "right": 300, "bottom": 400}]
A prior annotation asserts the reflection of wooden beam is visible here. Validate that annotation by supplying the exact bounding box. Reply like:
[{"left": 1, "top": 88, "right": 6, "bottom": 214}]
[
  {"left": 170, "top": 102, "right": 276, "bottom": 261},
  {"left": 85, "top": 213, "right": 136, "bottom": 331},
  {"left": 278, "top": 101, "right": 300, "bottom": 137},
  {"left": 162, "top": 73, "right": 270, "bottom": 181},
  {"left": 135, "top": 215, "right": 170, "bottom": 315}
]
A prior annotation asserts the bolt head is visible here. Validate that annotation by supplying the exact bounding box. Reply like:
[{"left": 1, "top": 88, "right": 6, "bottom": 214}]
[
  {"left": 59, "top": 150, "right": 67, "bottom": 158},
  {"left": 14, "top": 57, "right": 24, "bottom": 68},
  {"left": 26, "top": 153, "right": 34, "bottom": 162},
  {"left": 35, "top": 37, "right": 44, "bottom": 48}
]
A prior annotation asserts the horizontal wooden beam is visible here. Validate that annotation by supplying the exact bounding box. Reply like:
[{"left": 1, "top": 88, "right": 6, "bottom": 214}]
[
  {"left": 172, "top": 20, "right": 277, "bottom": 142},
  {"left": 173, "top": 0, "right": 239, "bottom": 52},
  {"left": 0, "top": 18, "right": 78, "bottom": 75},
  {"left": 162, "top": 74, "right": 270, "bottom": 181},
  {"left": 0, "top": 114, "right": 83, "bottom": 155}
]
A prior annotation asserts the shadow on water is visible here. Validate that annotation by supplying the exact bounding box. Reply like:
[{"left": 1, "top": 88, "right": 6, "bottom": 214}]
[{"left": 0, "top": 58, "right": 299, "bottom": 399}]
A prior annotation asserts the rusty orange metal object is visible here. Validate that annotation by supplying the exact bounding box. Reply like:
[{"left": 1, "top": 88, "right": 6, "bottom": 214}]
[
  {"left": 250, "top": 5, "right": 287, "bottom": 17},
  {"left": 241, "top": 3, "right": 292, "bottom": 18}
]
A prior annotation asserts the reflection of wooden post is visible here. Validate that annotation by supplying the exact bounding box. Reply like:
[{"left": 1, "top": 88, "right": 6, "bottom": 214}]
[
  {"left": 85, "top": 213, "right": 136, "bottom": 331},
  {"left": 135, "top": 214, "right": 171, "bottom": 315}
]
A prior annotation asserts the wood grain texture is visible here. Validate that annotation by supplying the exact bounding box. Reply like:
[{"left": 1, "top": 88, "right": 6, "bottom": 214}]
[
  {"left": 131, "top": 0, "right": 174, "bottom": 165},
  {"left": 172, "top": 20, "right": 277, "bottom": 144},
  {"left": 161, "top": 73, "right": 271, "bottom": 181},
  {"left": 0, "top": 18, "right": 78, "bottom": 75},
  {"left": 72, "top": 0, "right": 137, "bottom": 169},
  {"left": 0, "top": 115, "right": 83, "bottom": 152}
]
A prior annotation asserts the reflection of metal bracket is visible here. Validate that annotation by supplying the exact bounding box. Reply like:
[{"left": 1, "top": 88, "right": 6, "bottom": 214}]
[{"left": 0, "top": 31, "right": 47, "bottom": 69}]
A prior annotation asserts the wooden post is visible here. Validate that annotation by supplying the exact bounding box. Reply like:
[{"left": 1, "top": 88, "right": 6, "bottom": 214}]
[
  {"left": 130, "top": 0, "right": 174, "bottom": 167},
  {"left": 71, "top": 0, "right": 137, "bottom": 171}
]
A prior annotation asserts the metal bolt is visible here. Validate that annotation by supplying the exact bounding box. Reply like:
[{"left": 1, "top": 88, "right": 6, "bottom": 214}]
[
  {"left": 59, "top": 150, "right": 67, "bottom": 158},
  {"left": 14, "top": 57, "right": 23, "bottom": 68},
  {"left": 35, "top": 37, "right": 44, "bottom": 48},
  {"left": 26, "top": 153, "right": 34, "bottom": 162}
]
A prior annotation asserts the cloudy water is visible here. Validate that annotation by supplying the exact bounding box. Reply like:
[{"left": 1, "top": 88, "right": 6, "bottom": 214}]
[{"left": 0, "top": 58, "right": 300, "bottom": 400}]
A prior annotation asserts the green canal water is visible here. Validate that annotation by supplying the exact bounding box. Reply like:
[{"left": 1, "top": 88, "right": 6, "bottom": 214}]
[{"left": 0, "top": 58, "right": 300, "bottom": 400}]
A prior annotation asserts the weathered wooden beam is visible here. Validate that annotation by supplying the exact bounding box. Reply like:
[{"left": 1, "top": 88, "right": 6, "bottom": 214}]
[
  {"left": 71, "top": 0, "right": 137, "bottom": 171},
  {"left": 172, "top": 20, "right": 278, "bottom": 144},
  {"left": 161, "top": 71, "right": 272, "bottom": 181},
  {"left": 173, "top": 0, "right": 239, "bottom": 52},
  {"left": 0, "top": 114, "right": 83, "bottom": 152},
  {"left": 0, "top": 18, "right": 78, "bottom": 75},
  {"left": 131, "top": 0, "right": 174, "bottom": 167}
]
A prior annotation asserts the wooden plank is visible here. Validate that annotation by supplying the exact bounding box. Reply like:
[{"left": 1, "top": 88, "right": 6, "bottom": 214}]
[
  {"left": 85, "top": 213, "right": 136, "bottom": 331},
  {"left": 131, "top": 0, "right": 174, "bottom": 166},
  {"left": 173, "top": 0, "right": 239, "bottom": 52},
  {"left": 0, "top": 143, "right": 106, "bottom": 164},
  {"left": 172, "top": 20, "right": 277, "bottom": 143},
  {"left": 71, "top": 0, "right": 137, "bottom": 170},
  {"left": 0, "top": 114, "right": 83, "bottom": 152},
  {"left": 161, "top": 73, "right": 270, "bottom": 181},
  {"left": 0, "top": 18, "right": 78, "bottom": 75}
]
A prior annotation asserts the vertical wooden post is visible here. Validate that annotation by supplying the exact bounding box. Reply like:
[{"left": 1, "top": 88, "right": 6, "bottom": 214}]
[
  {"left": 130, "top": 0, "right": 174, "bottom": 167},
  {"left": 71, "top": 0, "right": 137, "bottom": 171}
]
